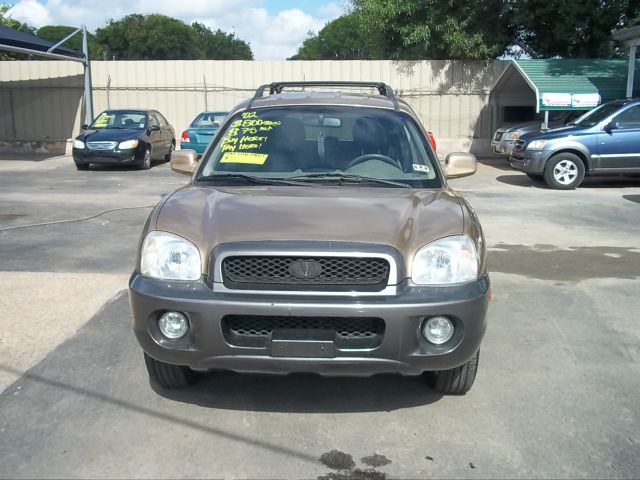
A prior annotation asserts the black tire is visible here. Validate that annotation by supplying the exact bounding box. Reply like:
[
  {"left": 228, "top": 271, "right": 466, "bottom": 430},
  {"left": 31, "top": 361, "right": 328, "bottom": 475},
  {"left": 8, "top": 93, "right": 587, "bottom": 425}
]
[
  {"left": 543, "top": 153, "right": 585, "bottom": 190},
  {"left": 426, "top": 350, "right": 480, "bottom": 395},
  {"left": 139, "top": 147, "right": 152, "bottom": 170},
  {"left": 75, "top": 162, "right": 89, "bottom": 170},
  {"left": 165, "top": 141, "right": 175, "bottom": 162},
  {"left": 144, "top": 353, "right": 199, "bottom": 388}
]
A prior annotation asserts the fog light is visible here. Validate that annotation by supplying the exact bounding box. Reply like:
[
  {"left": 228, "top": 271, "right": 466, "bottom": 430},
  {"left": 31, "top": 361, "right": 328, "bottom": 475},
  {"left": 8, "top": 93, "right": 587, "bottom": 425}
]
[
  {"left": 158, "top": 311, "right": 189, "bottom": 339},
  {"left": 422, "top": 316, "right": 454, "bottom": 345}
]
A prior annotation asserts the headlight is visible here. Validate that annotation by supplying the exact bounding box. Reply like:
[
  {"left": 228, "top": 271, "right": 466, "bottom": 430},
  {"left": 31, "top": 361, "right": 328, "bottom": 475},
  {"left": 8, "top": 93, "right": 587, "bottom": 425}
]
[
  {"left": 140, "top": 231, "right": 201, "bottom": 281},
  {"left": 118, "top": 139, "right": 139, "bottom": 149},
  {"left": 506, "top": 131, "right": 521, "bottom": 140},
  {"left": 74, "top": 139, "right": 85, "bottom": 149},
  {"left": 412, "top": 235, "right": 479, "bottom": 285},
  {"left": 527, "top": 139, "right": 548, "bottom": 150}
]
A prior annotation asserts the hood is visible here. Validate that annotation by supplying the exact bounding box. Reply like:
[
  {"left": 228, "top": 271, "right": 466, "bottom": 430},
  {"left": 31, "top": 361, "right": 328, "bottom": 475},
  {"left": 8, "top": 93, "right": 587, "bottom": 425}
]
[
  {"left": 521, "top": 124, "right": 588, "bottom": 142},
  {"left": 77, "top": 128, "right": 144, "bottom": 142},
  {"left": 154, "top": 185, "right": 465, "bottom": 272}
]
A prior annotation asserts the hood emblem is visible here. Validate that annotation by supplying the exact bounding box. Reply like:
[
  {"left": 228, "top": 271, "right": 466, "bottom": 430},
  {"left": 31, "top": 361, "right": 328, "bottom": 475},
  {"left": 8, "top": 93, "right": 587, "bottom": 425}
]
[{"left": 289, "top": 260, "right": 322, "bottom": 279}]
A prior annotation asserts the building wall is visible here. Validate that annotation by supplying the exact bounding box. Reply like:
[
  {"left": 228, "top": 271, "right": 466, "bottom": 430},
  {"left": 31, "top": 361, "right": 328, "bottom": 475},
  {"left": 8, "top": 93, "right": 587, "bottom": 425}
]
[{"left": 0, "top": 59, "right": 508, "bottom": 155}]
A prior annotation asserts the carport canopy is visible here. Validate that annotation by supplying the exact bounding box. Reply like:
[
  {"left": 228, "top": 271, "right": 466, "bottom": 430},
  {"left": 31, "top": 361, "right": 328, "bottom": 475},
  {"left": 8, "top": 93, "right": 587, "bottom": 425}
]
[
  {"left": 493, "top": 59, "right": 640, "bottom": 113},
  {"left": 0, "top": 24, "right": 81, "bottom": 59},
  {"left": 0, "top": 24, "right": 93, "bottom": 123}
]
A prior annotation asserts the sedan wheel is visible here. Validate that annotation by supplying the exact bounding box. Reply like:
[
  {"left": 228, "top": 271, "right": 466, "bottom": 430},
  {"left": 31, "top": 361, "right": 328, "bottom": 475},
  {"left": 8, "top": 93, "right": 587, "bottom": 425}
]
[
  {"left": 139, "top": 147, "right": 152, "bottom": 170},
  {"left": 544, "top": 153, "right": 585, "bottom": 190},
  {"left": 165, "top": 141, "right": 175, "bottom": 162}
]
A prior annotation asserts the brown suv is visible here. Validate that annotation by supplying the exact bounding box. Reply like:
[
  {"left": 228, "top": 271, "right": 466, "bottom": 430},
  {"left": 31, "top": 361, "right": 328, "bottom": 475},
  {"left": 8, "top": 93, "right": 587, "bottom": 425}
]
[{"left": 129, "top": 81, "right": 490, "bottom": 395}]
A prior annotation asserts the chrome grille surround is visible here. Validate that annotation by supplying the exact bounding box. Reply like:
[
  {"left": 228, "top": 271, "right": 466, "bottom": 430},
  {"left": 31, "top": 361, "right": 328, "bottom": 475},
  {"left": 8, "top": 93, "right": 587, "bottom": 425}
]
[{"left": 86, "top": 141, "right": 118, "bottom": 150}]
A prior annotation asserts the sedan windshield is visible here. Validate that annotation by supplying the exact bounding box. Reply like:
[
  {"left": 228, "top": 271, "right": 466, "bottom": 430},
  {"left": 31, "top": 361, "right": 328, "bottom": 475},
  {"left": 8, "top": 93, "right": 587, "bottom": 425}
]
[
  {"left": 90, "top": 110, "right": 147, "bottom": 129},
  {"left": 197, "top": 106, "right": 441, "bottom": 188}
]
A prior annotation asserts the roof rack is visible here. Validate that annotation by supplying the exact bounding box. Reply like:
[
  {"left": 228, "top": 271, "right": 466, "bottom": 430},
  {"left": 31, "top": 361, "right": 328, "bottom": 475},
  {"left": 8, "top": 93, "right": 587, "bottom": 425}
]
[{"left": 247, "top": 81, "right": 399, "bottom": 110}]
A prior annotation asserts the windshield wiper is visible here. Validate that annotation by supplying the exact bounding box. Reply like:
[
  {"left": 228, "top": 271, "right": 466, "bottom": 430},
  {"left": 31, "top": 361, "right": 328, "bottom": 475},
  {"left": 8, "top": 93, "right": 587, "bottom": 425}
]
[
  {"left": 197, "top": 173, "right": 313, "bottom": 187},
  {"left": 288, "top": 173, "right": 411, "bottom": 188}
]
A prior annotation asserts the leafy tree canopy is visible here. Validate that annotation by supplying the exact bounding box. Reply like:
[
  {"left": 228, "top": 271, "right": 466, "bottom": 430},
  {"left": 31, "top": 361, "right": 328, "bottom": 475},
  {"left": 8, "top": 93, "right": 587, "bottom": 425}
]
[
  {"left": 192, "top": 22, "right": 252, "bottom": 60},
  {"left": 345, "top": 0, "right": 640, "bottom": 60},
  {"left": 36, "top": 25, "right": 103, "bottom": 59},
  {"left": 289, "top": 13, "right": 388, "bottom": 60},
  {"left": 96, "top": 14, "right": 200, "bottom": 60}
]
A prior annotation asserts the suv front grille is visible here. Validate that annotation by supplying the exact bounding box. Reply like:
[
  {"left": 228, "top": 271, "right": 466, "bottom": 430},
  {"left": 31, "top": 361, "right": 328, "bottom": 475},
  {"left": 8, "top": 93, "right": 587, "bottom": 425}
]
[
  {"left": 222, "top": 315, "right": 385, "bottom": 349},
  {"left": 221, "top": 256, "right": 390, "bottom": 292}
]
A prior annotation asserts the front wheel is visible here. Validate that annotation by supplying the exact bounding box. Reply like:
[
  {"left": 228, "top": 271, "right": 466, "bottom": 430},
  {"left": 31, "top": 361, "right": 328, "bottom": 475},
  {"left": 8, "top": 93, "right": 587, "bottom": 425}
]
[
  {"left": 425, "top": 350, "right": 480, "bottom": 395},
  {"left": 543, "top": 153, "right": 585, "bottom": 190},
  {"left": 139, "top": 147, "right": 152, "bottom": 170},
  {"left": 144, "top": 353, "right": 199, "bottom": 388},
  {"left": 164, "top": 141, "right": 175, "bottom": 162}
]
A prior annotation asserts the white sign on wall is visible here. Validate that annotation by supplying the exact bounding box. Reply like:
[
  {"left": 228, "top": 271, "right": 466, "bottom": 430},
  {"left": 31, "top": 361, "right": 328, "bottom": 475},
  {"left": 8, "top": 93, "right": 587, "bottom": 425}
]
[
  {"left": 571, "top": 93, "right": 601, "bottom": 108},
  {"left": 541, "top": 93, "right": 572, "bottom": 107}
]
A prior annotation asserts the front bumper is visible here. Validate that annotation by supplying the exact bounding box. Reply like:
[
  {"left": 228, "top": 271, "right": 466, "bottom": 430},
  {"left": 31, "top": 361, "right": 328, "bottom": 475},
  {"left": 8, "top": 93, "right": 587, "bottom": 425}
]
[
  {"left": 129, "top": 273, "right": 490, "bottom": 376},
  {"left": 73, "top": 148, "right": 139, "bottom": 165},
  {"left": 491, "top": 139, "right": 515, "bottom": 156},
  {"left": 509, "top": 149, "right": 550, "bottom": 173}
]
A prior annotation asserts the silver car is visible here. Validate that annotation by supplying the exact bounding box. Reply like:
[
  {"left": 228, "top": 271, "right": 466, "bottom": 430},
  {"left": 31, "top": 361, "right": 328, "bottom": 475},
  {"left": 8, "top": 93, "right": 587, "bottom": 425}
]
[{"left": 491, "top": 111, "right": 583, "bottom": 156}]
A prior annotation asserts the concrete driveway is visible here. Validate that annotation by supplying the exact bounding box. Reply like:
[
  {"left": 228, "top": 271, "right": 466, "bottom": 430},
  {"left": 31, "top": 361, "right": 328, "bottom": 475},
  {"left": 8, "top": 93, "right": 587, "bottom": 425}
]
[{"left": 1, "top": 154, "right": 639, "bottom": 479}]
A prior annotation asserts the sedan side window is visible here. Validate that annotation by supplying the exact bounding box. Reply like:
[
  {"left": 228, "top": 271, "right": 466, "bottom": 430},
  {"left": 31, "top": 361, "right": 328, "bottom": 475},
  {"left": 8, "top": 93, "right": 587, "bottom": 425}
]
[
  {"left": 155, "top": 112, "right": 168, "bottom": 127},
  {"left": 149, "top": 113, "right": 159, "bottom": 128},
  {"left": 613, "top": 105, "right": 640, "bottom": 129}
]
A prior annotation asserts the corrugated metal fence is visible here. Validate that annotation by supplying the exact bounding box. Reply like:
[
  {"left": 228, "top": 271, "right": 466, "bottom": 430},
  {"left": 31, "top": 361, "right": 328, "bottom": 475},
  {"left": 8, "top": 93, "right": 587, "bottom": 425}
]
[{"left": 0, "top": 60, "right": 507, "bottom": 154}]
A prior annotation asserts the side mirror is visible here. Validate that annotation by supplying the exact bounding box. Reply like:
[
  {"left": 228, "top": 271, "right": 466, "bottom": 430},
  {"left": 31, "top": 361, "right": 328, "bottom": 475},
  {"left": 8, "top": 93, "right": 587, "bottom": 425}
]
[
  {"left": 604, "top": 121, "right": 618, "bottom": 133},
  {"left": 81, "top": 124, "right": 88, "bottom": 130},
  {"left": 445, "top": 152, "right": 477, "bottom": 179},
  {"left": 170, "top": 149, "right": 199, "bottom": 176}
]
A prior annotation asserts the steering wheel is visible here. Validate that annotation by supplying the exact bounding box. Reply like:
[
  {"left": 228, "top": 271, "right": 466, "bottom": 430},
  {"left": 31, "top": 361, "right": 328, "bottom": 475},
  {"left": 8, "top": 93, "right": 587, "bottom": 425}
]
[{"left": 346, "top": 153, "right": 401, "bottom": 170}]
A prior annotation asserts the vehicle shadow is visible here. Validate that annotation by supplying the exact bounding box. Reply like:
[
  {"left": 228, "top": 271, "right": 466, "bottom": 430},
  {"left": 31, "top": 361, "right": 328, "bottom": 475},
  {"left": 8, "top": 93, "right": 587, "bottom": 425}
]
[
  {"left": 496, "top": 174, "right": 546, "bottom": 188},
  {"left": 154, "top": 371, "right": 443, "bottom": 413},
  {"left": 477, "top": 156, "right": 512, "bottom": 171},
  {"left": 87, "top": 160, "right": 169, "bottom": 172},
  {"left": 496, "top": 174, "right": 640, "bottom": 190},
  {"left": 623, "top": 194, "right": 640, "bottom": 203}
]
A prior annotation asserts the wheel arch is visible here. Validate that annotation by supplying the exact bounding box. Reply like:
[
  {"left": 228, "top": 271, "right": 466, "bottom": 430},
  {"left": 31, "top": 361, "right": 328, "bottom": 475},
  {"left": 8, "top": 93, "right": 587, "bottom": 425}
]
[{"left": 547, "top": 147, "right": 591, "bottom": 172}]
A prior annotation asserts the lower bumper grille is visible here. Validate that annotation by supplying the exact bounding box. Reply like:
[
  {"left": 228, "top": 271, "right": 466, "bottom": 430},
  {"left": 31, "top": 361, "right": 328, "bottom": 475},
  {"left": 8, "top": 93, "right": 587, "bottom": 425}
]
[{"left": 222, "top": 315, "right": 385, "bottom": 349}]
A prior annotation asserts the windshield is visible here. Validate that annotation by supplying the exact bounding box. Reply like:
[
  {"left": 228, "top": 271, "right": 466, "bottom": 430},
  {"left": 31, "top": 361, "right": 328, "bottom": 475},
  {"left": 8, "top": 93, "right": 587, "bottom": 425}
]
[
  {"left": 571, "top": 102, "right": 627, "bottom": 128},
  {"left": 191, "top": 112, "right": 228, "bottom": 128},
  {"left": 196, "top": 106, "right": 441, "bottom": 188},
  {"left": 90, "top": 110, "right": 147, "bottom": 129}
]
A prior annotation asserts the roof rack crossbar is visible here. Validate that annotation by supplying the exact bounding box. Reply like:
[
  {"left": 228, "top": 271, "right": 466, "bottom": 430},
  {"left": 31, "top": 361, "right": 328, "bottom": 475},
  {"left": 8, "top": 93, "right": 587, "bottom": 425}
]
[{"left": 247, "top": 81, "right": 399, "bottom": 110}]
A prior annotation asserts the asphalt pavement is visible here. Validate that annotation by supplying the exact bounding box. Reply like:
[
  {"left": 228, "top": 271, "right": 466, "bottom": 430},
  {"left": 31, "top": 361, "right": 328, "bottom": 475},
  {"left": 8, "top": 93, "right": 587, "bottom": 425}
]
[{"left": 1, "top": 153, "right": 639, "bottom": 478}]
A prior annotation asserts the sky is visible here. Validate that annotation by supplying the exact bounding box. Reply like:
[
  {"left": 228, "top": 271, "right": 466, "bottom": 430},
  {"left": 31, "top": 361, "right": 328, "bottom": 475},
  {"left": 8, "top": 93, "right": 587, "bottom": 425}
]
[{"left": 6, "top": 0, "right": 348, "bottom": 60}]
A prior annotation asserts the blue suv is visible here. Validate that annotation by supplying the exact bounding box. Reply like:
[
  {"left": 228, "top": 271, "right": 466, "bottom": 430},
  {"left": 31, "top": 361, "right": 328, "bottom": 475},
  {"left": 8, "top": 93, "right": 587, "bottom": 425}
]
[{"left": 509, "top": 99, "right": 640, "bottom": 189}]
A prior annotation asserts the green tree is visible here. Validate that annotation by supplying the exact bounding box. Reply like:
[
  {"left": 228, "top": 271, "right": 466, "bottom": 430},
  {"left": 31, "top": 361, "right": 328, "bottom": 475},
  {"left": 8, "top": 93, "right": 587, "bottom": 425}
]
[
  {"left": 0, "top": 3, "right": 33, "bottom": 33},
  {"left": 352, "top": 0, "right": 513, "bottom": 60},
  {"left": 511, "top": 0, "right": 640, "bottom": 58},
  {"left": 192, "top": 22, "right": 253, "bottom": 59},
  {"left": 96, "top": 14, "right": 200, "bottom": 60},
  {"left": 37, "top": 25, "right": 103, "bottom": 59},
  {"left": 289, "top": 13, "right": 388, "bottom": 60},
  {"left": 1, "top": 3, "right": 35, "bottom": 59}
]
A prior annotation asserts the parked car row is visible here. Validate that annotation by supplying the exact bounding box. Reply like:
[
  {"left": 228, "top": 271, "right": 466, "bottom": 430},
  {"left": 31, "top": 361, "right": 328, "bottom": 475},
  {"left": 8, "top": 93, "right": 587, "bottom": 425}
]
[
  {"left": 508, "top": 98, "right": 640, "bottom": 189},
  {"left": 72, "top": 109, "right": 229, "bottom": 170},
  {"left": 491, "top": 110, "right": 583, "bottom": 156}
]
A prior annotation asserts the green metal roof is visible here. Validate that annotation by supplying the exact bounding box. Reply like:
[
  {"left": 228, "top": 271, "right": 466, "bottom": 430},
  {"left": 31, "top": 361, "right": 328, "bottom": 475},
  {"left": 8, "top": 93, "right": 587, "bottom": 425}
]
[{"left": 508, "top": 59, "right": 640, "bottom": 111}]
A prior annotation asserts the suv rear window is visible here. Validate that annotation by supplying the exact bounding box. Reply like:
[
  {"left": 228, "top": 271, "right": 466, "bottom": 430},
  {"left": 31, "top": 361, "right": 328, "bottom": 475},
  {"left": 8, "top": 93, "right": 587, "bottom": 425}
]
[{"left": 198, "top": 106, "right": 441, "bottom": 188}]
